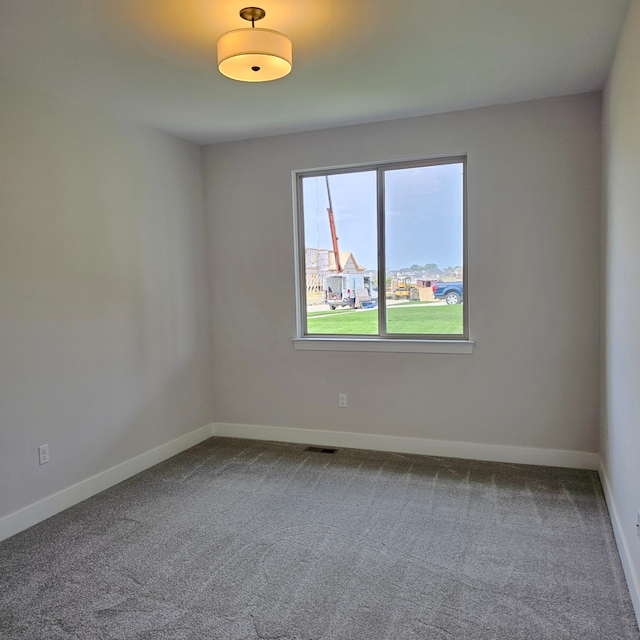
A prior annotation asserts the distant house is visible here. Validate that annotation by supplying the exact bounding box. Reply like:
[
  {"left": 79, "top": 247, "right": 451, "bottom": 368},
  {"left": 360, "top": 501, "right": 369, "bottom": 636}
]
[
  {"left": 329, "top": 251, "right": 365, "bottom": 274},
  {"left": 305, "top": 249, "right": 366, "bottom": 274},
  {"left": 443, "top": 266, "right": 463, "bottom": 280},
  {"left": 424, "top": 267, "right": 445, "bottom": 280},
  {"left": 305, "top": 248, "right": 330, "bottom": 273}
]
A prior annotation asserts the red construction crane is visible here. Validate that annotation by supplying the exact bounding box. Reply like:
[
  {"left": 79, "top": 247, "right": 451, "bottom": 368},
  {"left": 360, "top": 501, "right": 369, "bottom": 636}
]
[{"left": 325, "top": 176, "right": 342, "bottom": 273}]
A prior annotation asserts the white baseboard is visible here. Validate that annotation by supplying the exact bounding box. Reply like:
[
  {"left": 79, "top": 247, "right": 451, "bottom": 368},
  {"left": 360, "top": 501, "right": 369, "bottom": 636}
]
[
  {"left": 211, "top": 422, "right": 600, "bottom": 470},
  {"left": 0, "top": 423, "right": 214, "bottom": 543},
  {"left": 0, "top": 420, "right": 601, "bottom": 544},
  {"left": 598, "top": 461, "right": 640, "bottom": 625}
]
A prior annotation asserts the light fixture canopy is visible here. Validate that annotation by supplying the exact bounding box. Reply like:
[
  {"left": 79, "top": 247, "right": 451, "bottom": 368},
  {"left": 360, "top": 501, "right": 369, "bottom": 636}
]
[{"left": 217, "top": 7, "right": 292, "bottom": 82}]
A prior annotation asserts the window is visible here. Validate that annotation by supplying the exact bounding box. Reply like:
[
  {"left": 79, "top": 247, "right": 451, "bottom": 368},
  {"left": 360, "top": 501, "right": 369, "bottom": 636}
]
[{"left": 294, "top": 156, "right": 470, "bottom": 352}]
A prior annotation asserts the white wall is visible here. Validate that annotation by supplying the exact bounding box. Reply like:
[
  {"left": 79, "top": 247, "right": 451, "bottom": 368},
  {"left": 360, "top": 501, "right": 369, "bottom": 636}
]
[
  {"left": 602, "top": 0, "right": 640, "bottom": 616},
  {"left": 203, "top": 94, "right": 602, "bottom": 455},
  {"left": 0, "top": 79, "right": 213, "bottom": 522}
]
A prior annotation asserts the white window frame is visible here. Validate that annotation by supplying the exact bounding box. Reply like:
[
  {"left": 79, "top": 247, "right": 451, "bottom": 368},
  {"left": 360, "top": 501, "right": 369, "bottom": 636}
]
[{"left": 292, "top": 155, "right": 474, "bottom": 354}]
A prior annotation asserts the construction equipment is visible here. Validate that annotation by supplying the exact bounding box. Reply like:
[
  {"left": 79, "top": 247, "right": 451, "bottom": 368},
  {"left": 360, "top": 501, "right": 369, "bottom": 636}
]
[
  {"left": 389, "top": 276, "right": 419, "bottom": 300},
  {"left": 325, "top": 176, "right": 342, "bottom": 273}
]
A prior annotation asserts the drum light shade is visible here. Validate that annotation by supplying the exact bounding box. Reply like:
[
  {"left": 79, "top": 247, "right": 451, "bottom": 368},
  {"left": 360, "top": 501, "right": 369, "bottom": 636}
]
[{"left": 217, "top": 27, "right": 292, "bottom": 82}]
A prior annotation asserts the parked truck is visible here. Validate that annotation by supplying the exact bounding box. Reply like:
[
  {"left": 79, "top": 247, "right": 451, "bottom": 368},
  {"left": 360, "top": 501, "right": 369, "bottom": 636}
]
[
  {"left": 432, "top": 281, "right": 463, "bottom": 304},
  {"left": 323, "top": 274, "right": 377, "bottom": 310}
]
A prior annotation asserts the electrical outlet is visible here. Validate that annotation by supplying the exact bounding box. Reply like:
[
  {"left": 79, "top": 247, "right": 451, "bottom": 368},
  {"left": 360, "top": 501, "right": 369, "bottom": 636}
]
[
  {"left": 338, "top": 393, "right": 347, "bottom": 408},
  {"left": 38, "top": 444, "right": 49, "bottom": 465}
]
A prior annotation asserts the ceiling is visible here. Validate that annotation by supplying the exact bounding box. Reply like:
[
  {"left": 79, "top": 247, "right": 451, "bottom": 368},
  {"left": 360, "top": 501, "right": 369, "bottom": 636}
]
[{"left": 0, "top": 0, "right": 631, "bottom": 144}]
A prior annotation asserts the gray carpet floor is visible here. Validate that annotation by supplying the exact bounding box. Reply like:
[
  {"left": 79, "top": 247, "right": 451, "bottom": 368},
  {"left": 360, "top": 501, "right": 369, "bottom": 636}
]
[{"left": 0, "top": 437, "right": 638, "bottom": 639}]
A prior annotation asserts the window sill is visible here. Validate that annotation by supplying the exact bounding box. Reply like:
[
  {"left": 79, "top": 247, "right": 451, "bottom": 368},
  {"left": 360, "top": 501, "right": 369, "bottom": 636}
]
[{"left": 292, "top": 338, "right": 475, "bottom": 354}]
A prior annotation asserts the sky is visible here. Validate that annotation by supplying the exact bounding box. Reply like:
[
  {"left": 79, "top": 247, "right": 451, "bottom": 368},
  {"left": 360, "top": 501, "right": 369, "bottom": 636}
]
[{"left": 302, "top": 162, "right": 463, "bottom": 272}]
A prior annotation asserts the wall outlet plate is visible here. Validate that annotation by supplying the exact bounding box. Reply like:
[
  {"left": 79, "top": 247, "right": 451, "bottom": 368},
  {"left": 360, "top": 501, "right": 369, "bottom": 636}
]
[
  {"left": 338, "top": 393, "right": 347, "bottom": 408},
  {"left": 38, "top": 444, "right": 49, "bottom": 465}
]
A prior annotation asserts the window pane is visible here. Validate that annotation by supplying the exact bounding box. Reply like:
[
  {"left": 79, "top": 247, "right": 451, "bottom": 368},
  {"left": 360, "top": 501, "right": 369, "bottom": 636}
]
[
  {"left": 384, "top": 163, "right": 464, "bottom": 335},
  {"left": 302, "top": 171, "right": 378, "bottom": 335}
]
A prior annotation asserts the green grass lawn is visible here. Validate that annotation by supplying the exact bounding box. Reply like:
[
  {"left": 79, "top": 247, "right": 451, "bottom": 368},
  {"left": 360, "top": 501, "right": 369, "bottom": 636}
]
[{"left": 307, "top": 304, "right": 464, "bottom": 335}]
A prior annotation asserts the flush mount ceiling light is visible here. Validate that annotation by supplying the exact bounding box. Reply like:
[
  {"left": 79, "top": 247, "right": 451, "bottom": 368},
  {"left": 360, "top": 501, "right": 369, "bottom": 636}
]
[{"left": 217, "top": 7, "right": 292, "bottom": 82}]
